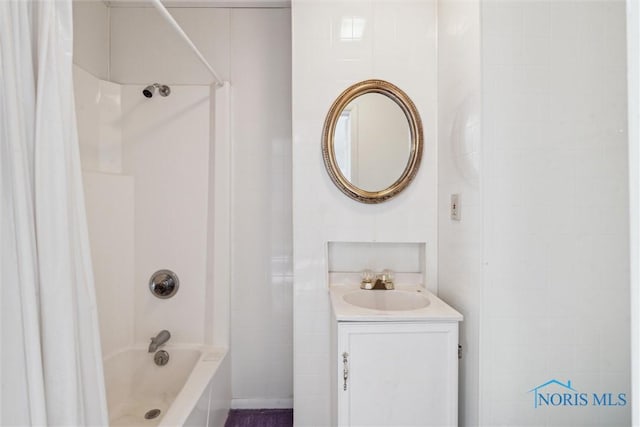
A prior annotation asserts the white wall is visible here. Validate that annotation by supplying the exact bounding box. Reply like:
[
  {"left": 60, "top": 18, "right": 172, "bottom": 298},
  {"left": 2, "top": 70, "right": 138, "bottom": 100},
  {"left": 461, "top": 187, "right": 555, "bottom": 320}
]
[
  {"left": 439, "top": 1, "right": 630, "bottom": 426},
  {"left": 110, "top": 6, "right": 292, "bottom": 405},
  {"left": 292, "top": 0, "right": 438, "bottom": 424},
  {"left": 479, "top": 1, "right": 629, "bottom": 425},
  {"left": 628, "top": 0, "right": 640, "bottom": 423},
  {"left": 109, "top": 7, "right": 230, "bottom": 85},
  {"left": 73, "top": 0, "right": 110, "bottom": 80},
  {"left": 437, "top": 1, "right": 481, "bottom": 426}
]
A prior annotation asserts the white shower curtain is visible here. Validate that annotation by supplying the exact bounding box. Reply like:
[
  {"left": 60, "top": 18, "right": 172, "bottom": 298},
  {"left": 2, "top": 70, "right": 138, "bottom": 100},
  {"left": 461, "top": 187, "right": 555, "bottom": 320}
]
[{"left": 1, "top": 1, "right": 108, "bottom": 425}]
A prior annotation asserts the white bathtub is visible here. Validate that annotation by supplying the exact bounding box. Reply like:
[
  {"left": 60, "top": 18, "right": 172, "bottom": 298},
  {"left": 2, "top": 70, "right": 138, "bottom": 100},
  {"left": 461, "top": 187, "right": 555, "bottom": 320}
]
[{"left": 104, "top": 345, "right": 230, "bottom": 427}]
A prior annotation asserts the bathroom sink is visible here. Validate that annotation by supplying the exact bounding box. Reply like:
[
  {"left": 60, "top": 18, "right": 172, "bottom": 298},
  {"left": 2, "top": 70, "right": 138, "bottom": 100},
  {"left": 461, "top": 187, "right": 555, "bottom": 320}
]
[{"left": 343, "top": 290, "right": 430, "bottom": 311}]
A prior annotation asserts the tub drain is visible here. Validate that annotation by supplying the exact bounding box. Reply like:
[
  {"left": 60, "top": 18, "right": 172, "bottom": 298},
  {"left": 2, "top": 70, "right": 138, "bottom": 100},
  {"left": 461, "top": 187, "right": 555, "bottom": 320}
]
[{"left": 144, "top": 409, "right": 161, "bottom": 420}]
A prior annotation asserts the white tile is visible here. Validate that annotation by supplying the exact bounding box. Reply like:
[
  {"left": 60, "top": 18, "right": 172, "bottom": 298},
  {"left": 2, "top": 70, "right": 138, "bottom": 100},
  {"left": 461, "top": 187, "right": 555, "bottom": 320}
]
[
  {"left": 230, "top": 8, "right": 293, "bottom": 404},
  {"left": 294, "top": 0, "right": 438, "bottom": 422},
  {"left": 440, "top": 1, "right": 630, "bottom": 425},
  {"left": 293, "top": 2, "right": 332, "bottom": 42}
]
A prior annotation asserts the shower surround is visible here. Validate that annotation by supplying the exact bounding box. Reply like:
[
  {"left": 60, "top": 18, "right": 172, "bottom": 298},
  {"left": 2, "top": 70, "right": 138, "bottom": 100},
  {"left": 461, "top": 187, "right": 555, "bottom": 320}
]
[
  {"left": 76, "top": 65, "right": 220, "bottom": 353},
  {"left": 76, "top": 63, "right": 232, "bottom": 425},
  {"left": 73, "top": 0, "right": 293, "bottom": 413}
]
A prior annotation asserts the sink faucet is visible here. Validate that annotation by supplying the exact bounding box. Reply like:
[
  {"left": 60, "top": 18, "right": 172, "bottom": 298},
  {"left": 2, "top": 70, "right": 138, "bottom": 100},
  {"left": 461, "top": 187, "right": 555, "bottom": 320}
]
[
  {"left": 361, "top": 270, "right": 395, "bottom": 290},
  {"left": 372, "top": 274, "right": 394, "bottom": 290},
  {"left": 148, "top": 330, "right": 171, "bottom": 352}
]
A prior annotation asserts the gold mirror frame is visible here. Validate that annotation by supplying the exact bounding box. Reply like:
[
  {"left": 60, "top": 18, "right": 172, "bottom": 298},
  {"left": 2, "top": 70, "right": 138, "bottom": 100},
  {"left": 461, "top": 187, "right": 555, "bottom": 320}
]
[{"left": 321, "top": 79, "right": 423, "bottom": 204}]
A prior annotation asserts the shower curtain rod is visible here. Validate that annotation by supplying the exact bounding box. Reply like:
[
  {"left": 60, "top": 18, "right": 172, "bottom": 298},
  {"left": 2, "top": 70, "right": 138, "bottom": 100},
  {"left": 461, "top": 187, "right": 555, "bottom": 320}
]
[{"left": 149, "top": 0, "right": 224, "bottom": 87}]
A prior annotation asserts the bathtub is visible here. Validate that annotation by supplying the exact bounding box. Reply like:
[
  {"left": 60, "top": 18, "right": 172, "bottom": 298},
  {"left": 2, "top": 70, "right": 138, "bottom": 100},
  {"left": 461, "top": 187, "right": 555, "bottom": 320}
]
[{"left": 104, "top": 345, "right": 230, "bottom": 427}]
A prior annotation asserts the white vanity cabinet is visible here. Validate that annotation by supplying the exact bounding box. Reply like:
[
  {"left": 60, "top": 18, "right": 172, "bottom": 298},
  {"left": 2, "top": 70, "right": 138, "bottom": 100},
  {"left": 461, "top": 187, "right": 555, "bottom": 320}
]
[
  {"left": 329, "top": 285, "right": 462, "bottom": 427},
  {"left": 331, "top": 320, "right": 459, "bottom": 427}
]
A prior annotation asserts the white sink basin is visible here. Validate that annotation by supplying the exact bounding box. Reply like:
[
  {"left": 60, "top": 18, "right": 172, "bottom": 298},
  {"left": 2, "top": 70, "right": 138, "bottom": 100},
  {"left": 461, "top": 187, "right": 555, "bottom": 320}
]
[{"left": 343, "top": 290, "right": 430, "bottom": 311}]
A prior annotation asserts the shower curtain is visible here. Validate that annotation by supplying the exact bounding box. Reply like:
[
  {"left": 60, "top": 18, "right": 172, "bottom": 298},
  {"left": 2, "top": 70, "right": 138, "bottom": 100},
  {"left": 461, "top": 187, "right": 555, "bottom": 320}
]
[{"left": 1, "top": 1, "right": 108, "bottom": 425}]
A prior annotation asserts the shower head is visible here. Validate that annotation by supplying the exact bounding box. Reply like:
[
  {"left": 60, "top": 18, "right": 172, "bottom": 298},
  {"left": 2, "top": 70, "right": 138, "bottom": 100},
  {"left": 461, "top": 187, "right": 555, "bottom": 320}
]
[
  {"left": 142, "top": 85, "right": 155, "bottom": 98},
  {"left": 143, "top": 83, "right": 171, "bottom": 98}
]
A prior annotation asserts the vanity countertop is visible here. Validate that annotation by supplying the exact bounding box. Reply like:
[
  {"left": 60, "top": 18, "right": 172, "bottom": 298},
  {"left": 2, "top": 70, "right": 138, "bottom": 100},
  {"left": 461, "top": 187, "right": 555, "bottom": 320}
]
[{"left": 329, "top": 283, "right": 463, "bottom": 322}]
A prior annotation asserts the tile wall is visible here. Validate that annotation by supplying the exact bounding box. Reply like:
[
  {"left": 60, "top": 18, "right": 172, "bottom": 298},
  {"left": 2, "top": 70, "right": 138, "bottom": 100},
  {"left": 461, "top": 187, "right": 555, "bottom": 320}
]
[
  {"left": 292, "top": 1, "right": 438, "bottom": 424},
  {"left": 439, "top": 0, "right": 629, "bottom": 425},
  {"left": 479, "top": 1, "right": 630, "bottom": 425},
  {"left": 437, "top": 0, "right": 482, "bottom": 425},
  {"left": 228, "top": 9, "right": 293, "bottom": 409}
]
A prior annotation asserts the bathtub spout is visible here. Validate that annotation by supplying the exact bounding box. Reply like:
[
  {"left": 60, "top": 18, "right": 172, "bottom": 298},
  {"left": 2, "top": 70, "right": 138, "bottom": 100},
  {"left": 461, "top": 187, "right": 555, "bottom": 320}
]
[{"left": 148, "top": 330, "right": 171, "bottom": 352}]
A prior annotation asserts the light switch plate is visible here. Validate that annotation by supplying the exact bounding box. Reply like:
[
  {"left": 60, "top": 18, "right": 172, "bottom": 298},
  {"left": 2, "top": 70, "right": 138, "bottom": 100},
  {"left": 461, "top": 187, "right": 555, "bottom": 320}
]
[{"left": 451, "top": 194, "right": 461, "bottom": 221}]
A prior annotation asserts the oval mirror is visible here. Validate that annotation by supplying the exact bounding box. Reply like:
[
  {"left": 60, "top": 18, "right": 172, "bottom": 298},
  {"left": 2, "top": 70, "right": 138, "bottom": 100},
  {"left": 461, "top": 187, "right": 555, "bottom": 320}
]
[{"left": 322, "top": 80, "right": 423, "bottom": 203}]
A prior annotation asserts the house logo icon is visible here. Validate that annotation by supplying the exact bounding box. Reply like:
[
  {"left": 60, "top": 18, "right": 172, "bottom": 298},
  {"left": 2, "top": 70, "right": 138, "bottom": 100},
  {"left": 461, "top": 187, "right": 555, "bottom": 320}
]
[
  {"left": 528, "top": 379, "right": 627, "bottom": 408},
  {"left": 528, "top": 379, "right": 580, "bottom": 408}
]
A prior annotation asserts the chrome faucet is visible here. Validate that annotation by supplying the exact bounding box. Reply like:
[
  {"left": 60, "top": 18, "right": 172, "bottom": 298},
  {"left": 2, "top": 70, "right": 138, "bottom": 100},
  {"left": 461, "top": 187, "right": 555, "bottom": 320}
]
[{"left": 148, "top": 330, "right": 171, "bottom": 352}]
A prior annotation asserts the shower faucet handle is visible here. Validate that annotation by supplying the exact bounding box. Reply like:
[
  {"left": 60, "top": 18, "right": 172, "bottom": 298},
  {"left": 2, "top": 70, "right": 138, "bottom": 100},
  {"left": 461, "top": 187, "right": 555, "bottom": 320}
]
[{"left": 149, "top": 270, "right": 179, "bottom": 299}]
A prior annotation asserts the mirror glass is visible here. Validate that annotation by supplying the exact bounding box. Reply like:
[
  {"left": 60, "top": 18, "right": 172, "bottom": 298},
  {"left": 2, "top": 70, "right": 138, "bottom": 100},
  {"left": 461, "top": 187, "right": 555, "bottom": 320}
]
[
  {"left": 333, "top": 93, "right": 411, "bottom": 192},
  {"left": 322, "top": 80, "right": 423, "bottom": 204}
]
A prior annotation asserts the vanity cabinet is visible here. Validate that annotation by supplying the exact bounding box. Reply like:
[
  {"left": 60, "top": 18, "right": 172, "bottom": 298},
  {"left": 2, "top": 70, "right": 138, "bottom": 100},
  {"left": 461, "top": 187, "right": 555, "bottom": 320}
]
[{"left": 330, "top": 319, "right": 459, "bottom": 427}]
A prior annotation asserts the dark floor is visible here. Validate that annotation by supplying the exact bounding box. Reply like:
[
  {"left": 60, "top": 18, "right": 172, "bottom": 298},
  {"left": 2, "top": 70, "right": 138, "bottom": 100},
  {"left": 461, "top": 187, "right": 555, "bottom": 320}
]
[{"left": 224, "top": 409, "right": 293, "bottom": 427}]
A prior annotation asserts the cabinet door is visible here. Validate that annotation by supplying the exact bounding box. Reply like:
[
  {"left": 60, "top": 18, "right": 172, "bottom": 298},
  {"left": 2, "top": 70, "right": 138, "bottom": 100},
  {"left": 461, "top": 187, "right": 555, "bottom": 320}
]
[{"left": 337, "top": 322, "right": 458, "bottom": 427}]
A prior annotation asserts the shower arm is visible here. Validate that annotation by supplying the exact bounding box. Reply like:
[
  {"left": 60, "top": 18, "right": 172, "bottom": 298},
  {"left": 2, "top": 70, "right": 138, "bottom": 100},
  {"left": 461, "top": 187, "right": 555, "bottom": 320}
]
[{"left": 148, "top": 0, "right": 224, "bottom": 88}]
